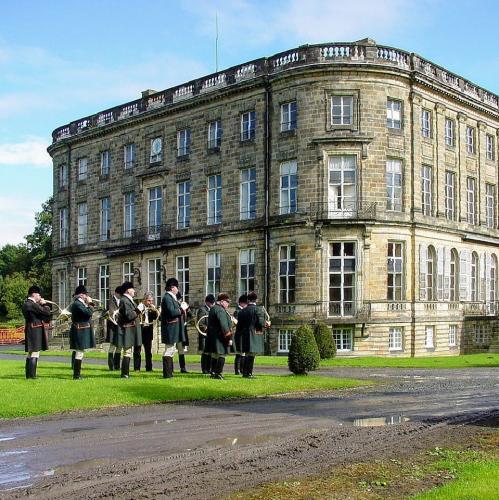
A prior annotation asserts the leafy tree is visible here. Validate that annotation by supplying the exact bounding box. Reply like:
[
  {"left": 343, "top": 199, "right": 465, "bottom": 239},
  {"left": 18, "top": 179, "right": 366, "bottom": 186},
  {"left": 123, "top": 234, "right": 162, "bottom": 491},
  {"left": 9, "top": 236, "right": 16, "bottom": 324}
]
[
  {"left": 313, "top": 323, "right": 336, "bottom": 359},
  {"left": 0, "top": 273, "right": 31, "bottom": 320},
  {"left": 0, "top": 244, "right": 30, "bottom": 277},
  {"left": 288, "top": 325, "right": 320, "bottom": 375}
]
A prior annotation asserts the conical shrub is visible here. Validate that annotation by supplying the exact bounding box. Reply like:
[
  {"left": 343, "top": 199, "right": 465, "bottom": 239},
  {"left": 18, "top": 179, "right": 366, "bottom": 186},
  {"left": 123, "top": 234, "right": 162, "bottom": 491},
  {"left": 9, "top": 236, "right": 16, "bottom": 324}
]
[
  {"left": 313, "top": 323, "right": 336, "bottom": 359},
  {"left": 288, "top": 324, "right": 320, "bottom": 375}
]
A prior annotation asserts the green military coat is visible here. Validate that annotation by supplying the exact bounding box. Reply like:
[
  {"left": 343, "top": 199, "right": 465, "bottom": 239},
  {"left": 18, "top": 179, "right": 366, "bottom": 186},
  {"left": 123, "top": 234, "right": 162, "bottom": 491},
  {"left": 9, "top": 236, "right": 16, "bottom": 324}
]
[
  {"left": 115, "top": 295, "right": 142, "bottom": 349},
  {"left": 232, "top": 305, "right": 245, "bottom": 354},
  {"left": 69, "top": 298, "right": 96, "bottom": 350},
  {"left": 235, "top": 303, "right": 265, "bottom": 354},
  {"left": 22, "top": 299, "right": 51, "bottom": 353},
  {"left": 206, "top": 304, "right": 232, "bottom": 355},
  {"left": 160, "top": 292, "right": 185, "bottom": 345}
]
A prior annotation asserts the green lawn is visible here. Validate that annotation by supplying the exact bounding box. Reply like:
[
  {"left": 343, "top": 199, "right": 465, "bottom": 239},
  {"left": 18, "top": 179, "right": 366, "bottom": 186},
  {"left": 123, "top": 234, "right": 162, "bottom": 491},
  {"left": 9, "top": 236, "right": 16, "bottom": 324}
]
[
  {"left": 0, "top": 359, "right": 369, "bottom": 419},
  {"left": 1, "top": 350, "right": 498, "bottom": 368}
]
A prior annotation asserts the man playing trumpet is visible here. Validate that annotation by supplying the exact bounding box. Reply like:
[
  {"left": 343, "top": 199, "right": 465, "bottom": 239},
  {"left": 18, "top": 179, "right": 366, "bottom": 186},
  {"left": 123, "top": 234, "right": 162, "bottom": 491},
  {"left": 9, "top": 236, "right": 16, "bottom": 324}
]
[
  {"left": 105, "top": 286, "right": 122, "bottom": 371},
  {"left": 134, "top": 292, "right": 159, "bottom": 372}
]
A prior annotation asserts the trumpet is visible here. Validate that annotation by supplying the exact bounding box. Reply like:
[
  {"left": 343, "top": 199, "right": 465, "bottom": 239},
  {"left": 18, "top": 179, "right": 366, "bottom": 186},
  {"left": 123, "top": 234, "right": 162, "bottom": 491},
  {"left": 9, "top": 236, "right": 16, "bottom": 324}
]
[{"left": 86, "top": 297, "right": 104, "bottom": 308}]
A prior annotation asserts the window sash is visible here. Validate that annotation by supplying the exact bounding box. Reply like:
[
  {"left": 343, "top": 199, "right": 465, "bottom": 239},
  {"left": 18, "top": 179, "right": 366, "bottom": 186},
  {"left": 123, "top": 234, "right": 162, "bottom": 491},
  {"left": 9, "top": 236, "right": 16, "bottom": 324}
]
[
  {"left": 333, "top": 328, "right": 352, "bottom": 351},
  {"left": 207, "top": 175, "right": 222, "bottom": 225},
  {"left": 280, "top": 161, "right": 298, "bottom": 214},
  {"left": 445, "top": 171, "right": 456, "bottom": 220},
  {"left": 329, "top": 242, "right": 356, "bottom": 316},
  {"left": 208, "top": 120, "right": 222, "bottom": 148},
  {"left": 467, "top": 177, "right": 476, "bottom": 224},
  {"left": 100, "top": 151, "right": 111, "bottom": 175},
  {"left": 241, "top": 111, "right": 256, "bottom": 140},
  {"left": 77, "top": 203, "right": 88, "bottom": 244},
  {"left": 59, "top": 164, "right": 68, "bottom": 188},
  {"left": 448, "top": 325, "right": 457, "bottom": 347},
  {"left": 177, "top": 129, "right": 191, "bottom": 156},
  {"left": 445, "top": 119, "right": 454, "bottom": 146},
  {"left": 99, "top": 197, "right": 111, "bottom": 241},
  {"left": 281, "top": 101, "right": 297, "bottom": 131},
  {"left": 387, "top": 242, "right": 403, "bottom": 301},
  {"left": 386, "top": 160, "right": 402, "bottom": 211},
  {"left": 176, "top": 256, "right": 190, "bottom": 303},
  {"left": 466, "top": 127, "right": 475, "bottom": 154},
  {"left": 59, "top": 208, "right": 69, "bottom": 247},
  {"left": 389, "top": 327, "right": 403, "bottom": 350},
  {"left": 421, "top": 110, "right": 431, "bottom": 137},
  {"left": 99, "top": 264, "right": 110, "bottom": 309},
  {"left": 279, "top": 245, "right": 296, "bottom": 303},
  {"left": 58, "top": 270, "right": 67, "bottom": 306},
  {"left": 386, "top": 99, "right": 401, "bottom": 129},
  {"left": 124, "top": 144, "right": 136, "bottom": 168},
  {"left": 177, "top": 181, "right": 191, "bottom": 229},
  {"left": 78, "top": 158, "right": 88, "bottom": 180},
  {"left": 421, "top": 166, "right": 432, "bottom": 216},
  {"left": 123, "top": 261, "right": 134, "bottom": 283},
  {"left": 150, "top": 138, "right": 162, "bottom": 163},
  {"left": 77, "top": 267, "right": 87, "bottom": 287},
  {"left": 124, "top": 192, "right": 136, "bottom": 237},
  {"left": 486, "top": 184, "right": 496, "bottom": 229},
  {"left": 240, "top": 168, "right": 256, "bottom": 220},
  {"left": 331, "top": 96, "right": 353, "bottom": 126},
  {"left": 147, "top": 258, "right": 162, "bottom": 306},
  {"left": 278, "top": 330, "right": 293, "bottom": 352},
  {"left": 148, "top": 187, "right": 162, "bottom": 234},
  {"left": 239, "top": 248, "right": 255, "bottom": 295},
  {"left": 424, "top": 326, "right": 434, "bottom": 348},
  {"left": 206, "top": 253, "right": 221, "bottom": 295}
]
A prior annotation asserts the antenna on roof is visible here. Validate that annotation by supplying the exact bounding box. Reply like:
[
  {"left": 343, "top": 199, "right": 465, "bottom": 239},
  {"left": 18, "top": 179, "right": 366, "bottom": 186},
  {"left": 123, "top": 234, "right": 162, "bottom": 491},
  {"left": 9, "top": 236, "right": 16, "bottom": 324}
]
[{"left": 215, "top": 13, "right": 219, "bottom": 72}]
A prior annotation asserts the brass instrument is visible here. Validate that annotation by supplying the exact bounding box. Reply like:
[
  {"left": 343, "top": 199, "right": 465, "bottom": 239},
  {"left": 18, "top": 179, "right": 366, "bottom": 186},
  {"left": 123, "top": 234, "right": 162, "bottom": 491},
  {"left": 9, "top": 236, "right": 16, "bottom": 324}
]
[
  {"left": 41, "top": 299, "right": 62, "bottom": 314},
  {"left": 101, "top": 308, "right": 120, "bottom": 326},
  {"left": 86, "top": 297, "right": 104, "bottom": 308},
  {"left": 261, "top": 305, "right": 271, "bottom": 328},
  {"left": 195, "top": 314, "right": 208, "bottom": 336},
  {"left": 137, "top": 303, "right": 160, "bottom": 325},
  {"left": 57, "top": 306, "right": 73, "bottom": 322}
]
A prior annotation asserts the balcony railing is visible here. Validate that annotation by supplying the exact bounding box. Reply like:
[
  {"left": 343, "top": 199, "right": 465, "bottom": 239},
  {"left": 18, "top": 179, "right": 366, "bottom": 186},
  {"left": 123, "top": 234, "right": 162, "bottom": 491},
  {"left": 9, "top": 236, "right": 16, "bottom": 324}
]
[
  {"left": 463, "top": 301, "right": 499, "bottom": 317},
  {"left": 309, "top": 201, "right": 377, "bottom": 220}
]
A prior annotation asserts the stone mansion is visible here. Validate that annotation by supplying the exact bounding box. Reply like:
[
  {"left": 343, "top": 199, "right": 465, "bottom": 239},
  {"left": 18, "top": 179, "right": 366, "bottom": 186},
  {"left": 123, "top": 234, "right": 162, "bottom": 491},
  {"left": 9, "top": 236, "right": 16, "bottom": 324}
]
[{"left": 49, "top": 39, "right": 499, "bottom": 356}]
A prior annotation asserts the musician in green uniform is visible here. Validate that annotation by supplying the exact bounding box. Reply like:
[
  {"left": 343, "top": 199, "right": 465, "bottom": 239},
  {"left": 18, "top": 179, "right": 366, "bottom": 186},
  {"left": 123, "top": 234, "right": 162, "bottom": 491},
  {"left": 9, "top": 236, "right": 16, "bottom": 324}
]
[
  {"left": 106, "top": 286, "right": 122, "bottom": 371},
  {"left": 206, "top": 293, "right": 233, "bottom": 380},
  {"left": 232, "top": 294, "right": 248, "bottom": 375},
  {"left": 197, "top": 294, "right": 215, "bottom": 374},
  {"left": 69, "top": 285, "right": 96, "bottom": 379},
  {"left": 116, "top": 282, "right": 142, "bottom": 378}
]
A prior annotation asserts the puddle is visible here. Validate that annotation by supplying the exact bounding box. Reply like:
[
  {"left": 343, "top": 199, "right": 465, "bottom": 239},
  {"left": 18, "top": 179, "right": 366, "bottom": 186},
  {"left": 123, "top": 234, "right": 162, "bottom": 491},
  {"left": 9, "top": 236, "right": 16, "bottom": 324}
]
[
  {"left": 206, "top": 434, "right": 276, "bottom": 447},
  {"left": 352, "top": 415, "right": 410, "bottom": 427},
  {"left": 0, "top": 451, "right": 30, "bottom": 489},
  {"left": 131, "top": 418, "right": 176, "bottom": 427},
  {"left": 61, "top": 426, "right": 98, "bottom": 433},
  {"left": 0, "top": 436, "right": 15, "bottom": 442}
]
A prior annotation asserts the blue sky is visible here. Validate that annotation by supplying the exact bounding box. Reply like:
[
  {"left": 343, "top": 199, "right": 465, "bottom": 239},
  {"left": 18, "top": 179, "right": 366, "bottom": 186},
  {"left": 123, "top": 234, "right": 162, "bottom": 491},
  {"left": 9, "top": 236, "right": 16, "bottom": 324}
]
[{"left": 1, "top": 0, "right": 499, "bottom": 245}]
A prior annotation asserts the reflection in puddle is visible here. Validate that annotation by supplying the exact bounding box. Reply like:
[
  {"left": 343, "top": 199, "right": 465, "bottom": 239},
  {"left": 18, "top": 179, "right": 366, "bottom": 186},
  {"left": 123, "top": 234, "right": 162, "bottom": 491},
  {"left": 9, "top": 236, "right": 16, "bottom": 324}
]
[
  {"left": 0, "top": 451, "right": 30, "bottom": 488},
  {"left": 352, "top": 415, "right": 410, "bottom": 427},
  {"left": 132, "top": 418, "right": 176, "bottom": 427},
  {"left": 0, "top": 436, "right": 15, "bottom": 442},
  {"left": 61, "top": 426, "right": 98, "bottom": 433},
  {"left": 207, "top": 434, "right": 275, "bottom": 447}
]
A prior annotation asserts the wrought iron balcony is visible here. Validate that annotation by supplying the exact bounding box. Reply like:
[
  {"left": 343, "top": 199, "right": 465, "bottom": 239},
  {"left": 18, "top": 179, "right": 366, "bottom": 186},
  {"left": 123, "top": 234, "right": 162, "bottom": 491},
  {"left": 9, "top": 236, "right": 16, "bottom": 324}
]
[{"left": 309, "top": 201, "right": 377, "bottom": 221}]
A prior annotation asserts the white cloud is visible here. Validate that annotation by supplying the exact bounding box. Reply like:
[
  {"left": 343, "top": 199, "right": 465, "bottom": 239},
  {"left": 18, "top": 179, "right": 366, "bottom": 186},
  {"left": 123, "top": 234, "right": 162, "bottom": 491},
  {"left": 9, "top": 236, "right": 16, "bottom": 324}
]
[{"left": 0, "top": 137, "right": 51, "bottom": 167}]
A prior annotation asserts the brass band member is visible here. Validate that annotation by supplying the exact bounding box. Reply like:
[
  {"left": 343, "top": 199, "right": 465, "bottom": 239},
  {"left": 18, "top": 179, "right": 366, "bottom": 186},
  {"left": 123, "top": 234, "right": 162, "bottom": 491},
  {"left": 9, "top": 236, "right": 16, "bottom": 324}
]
[
  {"left": 106, "top": 286, "right": 122, "bottom": 371},
  {"left": 135, "top": 292, "right": 159, "bottom": 372},
  {"left": 160, "top": 278, "right": 186, "bottom": 379},
  {"left": 232, "top": 294, "right": 248, "bottom": 375},
  {"left": 69, "top": 285, "right": 96, "bottom": 380},
  {"left": 116, "top": 282, "right": 142, "bottom": 378},
  {"left": 206, "top": 293, "right": 233, "bottom": 380},
  {"left": 197, "top": 294, "right": 215, "bottom": 374},
  {"left": 235, "top": 291, "right": 266, "bottom": 378},
  {"left": 176, "top": 292, "right": 191, "bottom": 374},
  {"left": 22, "top": 285, "right": 51, "bottom": 379}
]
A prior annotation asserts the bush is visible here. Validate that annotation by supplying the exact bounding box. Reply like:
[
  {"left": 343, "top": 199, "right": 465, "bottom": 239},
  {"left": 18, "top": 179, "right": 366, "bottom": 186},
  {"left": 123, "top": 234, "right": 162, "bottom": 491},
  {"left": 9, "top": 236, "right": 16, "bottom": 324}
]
[
  {"left": 288, "top": 325, "right": 320, "bottom": 375},
  {"left": 314, "top": 323, "right": 336, "bottom": 359}
]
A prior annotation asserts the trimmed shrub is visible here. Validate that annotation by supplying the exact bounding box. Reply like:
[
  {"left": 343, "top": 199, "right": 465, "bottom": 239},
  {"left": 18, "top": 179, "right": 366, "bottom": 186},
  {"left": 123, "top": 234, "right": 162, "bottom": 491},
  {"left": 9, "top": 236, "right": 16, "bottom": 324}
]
[
  {"left": 288, "top": 324, "right": 320, "bottom": 375},
  {"left": 314, "top": 323, "right": 336, "bottom": 359}
]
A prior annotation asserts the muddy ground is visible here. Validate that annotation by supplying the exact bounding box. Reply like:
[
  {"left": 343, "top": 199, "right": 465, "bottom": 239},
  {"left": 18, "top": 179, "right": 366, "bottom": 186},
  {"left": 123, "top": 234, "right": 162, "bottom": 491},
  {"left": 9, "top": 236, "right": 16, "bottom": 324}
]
[{"left": 0, "top": 364, "right": 497, "bottom": 499}]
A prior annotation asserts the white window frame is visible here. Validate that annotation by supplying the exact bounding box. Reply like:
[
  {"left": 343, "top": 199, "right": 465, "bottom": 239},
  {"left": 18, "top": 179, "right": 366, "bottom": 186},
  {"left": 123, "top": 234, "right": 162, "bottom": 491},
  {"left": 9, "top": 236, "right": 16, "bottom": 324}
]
[
  {"left": 208, "top": 119, "right": 222, "bottom": 149},
  {"left": 279, "top": 244, "right": 296, "bottom": 304},
  {"left": 486, "top": 184, "right": 496, "bottom": 229},
  {"left": 280, "top": 160, "right": 297, "bottom": 215},
  {"left": 124, "top": 143, "right": 136, "bottom": 169},
  {"left": 147, "top": 187, "right": 162, "bottom": 239},
  {"left": 424, "top": 325, "right": 434, "bottom": 348},
  {"left": 206, "top": 252, "right": 221, "bottom": 296},
  {"left": 207, "top": 174, "right": 222, "bottom": 225},
  {"left": 450, "top": 249, "right": 459, "bottom": 302},
  {"left": 147, "top": 258, "right": 162, "bottom": 306},
  {"left": 386, "top": 159, "right": 402, "bottom": 211},
  {"left": 241, "top": 111, "right": 256, "bottom": 141},
  {"left": 239, "top": 248, "right": 255, "bottom": 295},
  {"left": 426, "top": 245, "right": 436, "bottom": 301},
  {"left": 388, "top": 327, "right": 403, "bottom": 351},
  {"left": 445, "top": 118, "right": 455, "bottom": 147},
  {"left": 445, "top": 171, "right": 456, "bottom": 221},
  {"left": 474, "top": 324, "right": 488, "bottom": 345},
  {"left": 386, "top": 99, "right": 401, "bottom": 129},
  {"left": 99, "top": 197, "right": 111, "bottom": 242},
  {"left": 58, "top": 270, "right": 67, "bottom": 307},
  {"left": 421, "top": 109, "right": 431, "bottom": 138},
  {"left": 150, "top": 137, "right": 163, "bottom": 163},
  {"left": 466, "top": 126, "right": 475, "bottom": 154},
  {"left": 388, "top": 242, "right": 403, "bottom": 301},
  {"left": 123, "top": 261, "right": 134, "bottom": 283},
  {"left": 471, "top": 252, "right": 479, "bottom": 301},
  {"left": 278, "top": 329, "right": 294, "bottom": 353},
  {"left": 123, "top": 192, "right": 136, "bottom": 237},
  {"left": 329, "top": 241, "right": 356, "bottom": 316},
  {"left": 100, "top": 150, "right": 111, "bottom": 176},
  {"left": 77, "top": 267, "right": 87, "bottom": 287},
  {"left": 421, "top": 165, "right": 432, "bottom": 216},
  {"left": 328, "top": 155, "right": 357, "bottom": 217},
  {"left": 240, "top": 167, "right": 256, "bottom": 220},
  {"left": 99, "top": 264, "right": 110, "bottom": 310},
  {"left": 333, "top": 327, "right": 353, "bottom": 352},
  {"left": 176, "top": 256, "right": 190, "bottom": 303},
  {"left": 78, "top": 157, "right": 88, "bottom": 181},
  {"left": 281, "top": 101, "right": 297, "bottom": 131},
  {"left": 331, "top": 96, "right": 353, "bottom": 126},
  {"left": 486, "top": 134, "right": 495, "bottom": 161},
  {"left": 59, "top": 208, "right": 69, "bottom": 248},
  {"left": 59, "top": 164, "right": 68, "bottom": 188},
  {"left": 177, "top": 180, "right": 191, "bottom": 229},
  {"left": 490, "top": 255, "right": 497, "bottom": 304},
  {"left": 466, "top": 177, "right": 476, "bottom": 225},
  {"left": 448, "top": 325, "right": 457, "bottom": 347},
  {"left": 77, "top": 202, "right": 88, "bottom": 245},
  {"left": 177, "top": 129, "right": 191, "bottom": 157}
]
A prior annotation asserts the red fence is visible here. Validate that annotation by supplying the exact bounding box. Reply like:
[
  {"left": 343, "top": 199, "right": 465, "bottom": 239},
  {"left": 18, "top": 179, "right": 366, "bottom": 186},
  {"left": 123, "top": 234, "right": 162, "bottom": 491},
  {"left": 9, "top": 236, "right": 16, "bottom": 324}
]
[{"left": 0, "top": 326, "right": 25, "bottom": 345}]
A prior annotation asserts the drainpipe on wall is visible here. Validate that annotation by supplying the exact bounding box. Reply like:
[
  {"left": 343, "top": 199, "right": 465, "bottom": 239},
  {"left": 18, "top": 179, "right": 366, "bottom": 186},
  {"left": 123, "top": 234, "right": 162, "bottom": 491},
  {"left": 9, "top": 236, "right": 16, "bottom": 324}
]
[
  {"left": 264, "top": 79, "right": 272, "bottom": 354},
  {"left": 409, "top": 80, "right": 416, "bottom": 358}
]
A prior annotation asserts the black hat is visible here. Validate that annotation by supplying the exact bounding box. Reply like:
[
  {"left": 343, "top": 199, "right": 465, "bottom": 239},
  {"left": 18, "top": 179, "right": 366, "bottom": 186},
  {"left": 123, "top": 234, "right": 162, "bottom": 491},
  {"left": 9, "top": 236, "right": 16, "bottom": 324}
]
[
  {"left": 74, "top": 285, "right": 88, "bottom": 296},
  {"left": 238, "top": 294, "right": 248, "bottom": 304},
  {"left": 166, "top": 277, "right": 179, "bottom": 289},
  {"left": 205, "top": 294, "right": 216, "bottom": 304},
  {"left": 27, "top": 285, "right": 41, "bottom": 296},
  {"left": 115, "top": 286, "right": 123, "bottom": 294},
  {"left": 247, "top": 291, "right": 258, "bottom": 302},
  {"left": 121, "top": 281, "right": 134, "bottom": 293}
]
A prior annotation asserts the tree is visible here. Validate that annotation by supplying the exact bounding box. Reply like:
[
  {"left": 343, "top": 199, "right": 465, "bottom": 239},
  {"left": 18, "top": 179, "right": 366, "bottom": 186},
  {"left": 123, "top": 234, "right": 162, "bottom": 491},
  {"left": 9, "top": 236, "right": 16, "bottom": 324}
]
[
  {"left": 288, "top": 325, "right": 320, "bottom": 375},
  {"left": 0, "top": 273, "right": 31, "bottom": 320},
  {"left": 313, "top": 323, "right": 336, "bottom": 359}
]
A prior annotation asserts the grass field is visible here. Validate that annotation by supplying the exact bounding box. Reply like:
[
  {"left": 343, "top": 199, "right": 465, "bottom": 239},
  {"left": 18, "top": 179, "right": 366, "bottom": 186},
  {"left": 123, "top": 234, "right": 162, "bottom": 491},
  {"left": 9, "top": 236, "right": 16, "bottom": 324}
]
[
  {"left": 1, "top": 349, "right": 498, "bottom": 368},
  {"left": 0, "top": 359, "right": 369, "bottom": 419}
]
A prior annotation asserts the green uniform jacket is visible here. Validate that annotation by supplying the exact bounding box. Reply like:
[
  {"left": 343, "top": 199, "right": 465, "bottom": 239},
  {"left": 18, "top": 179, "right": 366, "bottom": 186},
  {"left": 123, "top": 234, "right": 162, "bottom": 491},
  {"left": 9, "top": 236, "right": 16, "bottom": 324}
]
[
  {"left": 232, "top": 305, "right": 244, "bottom": 354},
  {"left": 206, "top": 304, "right": 232, "bottom": 355},
  {"left": 69, "top": 299, "right": 96, "bottom": 351},
  {"left": 235, "top": 303, "right": 265, "bottom": 354},
  {"left": 160, "top": 292, "right": 184, "bottom": 345},
  {"left": 105, "top": 294, "right": 120, "bottom": 343},
  {"left": 116, "top": 295, "right": 142, "bottom": 349},
  {"left": 22, "top": 299, "right": 51, "bottom": 353}
]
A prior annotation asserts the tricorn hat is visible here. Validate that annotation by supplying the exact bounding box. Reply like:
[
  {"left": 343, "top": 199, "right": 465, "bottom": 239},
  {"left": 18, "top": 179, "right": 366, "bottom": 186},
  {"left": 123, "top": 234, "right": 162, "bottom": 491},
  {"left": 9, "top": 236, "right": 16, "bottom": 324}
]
[
  {"left": 74, "top": 285, "right": 88, "bottom": 296},
  {"left": 27, "top": 285, "right": 41, "bottom": 296},
  {"left": 166, "top": 277, "right": 179, "bottom": 289},
  {"left": 121, "top": 281, "right": 134, "bottom": 293}
]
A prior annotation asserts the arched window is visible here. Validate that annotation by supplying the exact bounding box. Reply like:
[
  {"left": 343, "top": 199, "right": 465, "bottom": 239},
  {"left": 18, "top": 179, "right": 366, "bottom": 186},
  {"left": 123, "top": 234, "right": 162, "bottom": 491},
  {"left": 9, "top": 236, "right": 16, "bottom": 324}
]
[
  {"left": 427, "top": 245, "right": 436, "bottom": 301},
  {"left": 490, "top": 254, "right": 497, "bottom": 303},
  {"left": 471, "top": 252, "right": 479, "bottom": 301},
  {"left": 450, "top": 249, "right": 459, "bottom": 302}
]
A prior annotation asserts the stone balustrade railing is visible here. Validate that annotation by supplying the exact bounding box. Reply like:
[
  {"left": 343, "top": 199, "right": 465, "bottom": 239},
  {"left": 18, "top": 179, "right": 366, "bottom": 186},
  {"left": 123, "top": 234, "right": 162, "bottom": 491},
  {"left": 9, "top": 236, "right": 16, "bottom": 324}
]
[{"left": 51, "top": 41, "right": 499, "bottom": 143}]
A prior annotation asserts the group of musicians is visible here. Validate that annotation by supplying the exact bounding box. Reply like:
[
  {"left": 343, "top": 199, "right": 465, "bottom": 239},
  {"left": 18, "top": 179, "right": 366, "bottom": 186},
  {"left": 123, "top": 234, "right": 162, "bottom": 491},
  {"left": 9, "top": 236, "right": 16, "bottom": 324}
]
[{"left": 21, "top": 280, "right": 270, "bottom": 380}]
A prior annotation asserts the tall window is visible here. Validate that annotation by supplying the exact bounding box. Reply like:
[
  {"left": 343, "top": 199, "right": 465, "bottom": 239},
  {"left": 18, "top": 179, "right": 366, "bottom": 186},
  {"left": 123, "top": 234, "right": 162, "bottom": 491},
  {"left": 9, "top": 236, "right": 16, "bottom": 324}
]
[
  {"left": 240, "top": 167, "right": 256, "bottom": 220},
  {"left": 208, "top": 119, "right": 222, "bottom": 149},
  {"left": 450, "top": 249, "right": 459, "bottom": 302},
  {"left": 388, "top": 242, "right": 403, "bottom": 300},
  {"left": 239, "top": 249, "right": 255, "bottom": 294},
  {"left": 77, "top": 202, "right": 88, "bottom": 245},
  {"left": 448, "top": 325, "right": 457, "bottom": 347},
  {"left": 206, "top": 252, "right": 221, "bottom": 296},
  {"left": 207, "top": 174, "right": 222, "bottom": 225},
  {"left": 148, "top": 187, "right": 162, "bottom": 238},
  {"left": 279, "top": 245, "right": 296, "bottom": 303},
  {"left": 331, "top": 96, "right": 353, "bottom": 125},
  {"left": 124, "top": 143, "right": 136, "bottom": 169},
  {"left": 150, "top": 137, "right": 162, "bottom": 163},
  {"left": 100, "top": 150, "right": 111, "bottom": 176},
  {"left": 386, "top": 99, "right": 401, "bottom": 129},
  {"left": 486, "top": 134, "right": 495, "bottom": 161},
  {"left": 421, "top": 165, "right": 432, "bottom": 216},
  {"left": 426, "top": 245, "right": 436, "bottom": 301},
  {"left": 177, "top": 181, "right": 191, "bottom": 229},
  {"left": 99, "top": 264, "right": 109, "bottom": 309},
  {"left": 58, "top": 164, "right": 68, "bottom": 189},
  {"left": 329, "top": 156, "right": 357, "bottom": 215},
  {"left": 280, "top": 160, "right": 297, "bottom": 215},
  {"left": 123, "top": 192, "right": 136, "bottom": 237},
  {"left": 147, "top": 258, "right": 162, "bottom": 306},
  {"left": 176, "top": 256, "right": 190, "bottom": 303},
  {"left": 278, "top": 330, "right": 293, "bottom": 353},
  {"left": 59, "top": 208, "right": 69, "bottom": 248},
  {"left": 421, "top": 109, "right": 431, "bottom": 138},
  {"left": 471, "top": 252, "right": 479, "bottom": 301},
  {"left": 77, "top": 267, "right": 87, "bottom": 287},
  {"left": 281, "top": 101, "right": 297, "bottom": 131},
  {"left": 466, "top": 126, "right": 475, "bottom": 154},
  {"left": 445, "top": 171, "right": 456, "bottom": 220},
  {"left": 389, "top": 327, "right": 403, "bottom": 351},
  {"left": 445, "top": 118, "right": 455, "bottom": 147},
  {"left": 78, "top": 157, "right": 88, "bottom": 181},
  {"left": 486, "top": 184, "right": 496, "bottom": 229},
  {"left": 386, "top": 159, "right": 402, "bottom": 211},
  {"left": 329, "top": 242, "right": 356, "bottom": 316},
  {"left": 466, "top": 177, "right": 476, "bottom": 225},
  {"left": 333, "top": 327, "right": 353, "bottom": 352},
  {"left": 177, "top": 129, "right": 191, "bottom": 157},
  {"left": 489, "top": 255, "right": 497, "bottom": 304},
  {"left": 58, "top": 270, "right": 67, "bottom": 307},
  {"left": 424, "top": 325, "right": 434, "bottom": 348},
  {"left": 241, "top": 111, "right": 256, "bottom": 141},
  {"left": 474, "top": 324, "right": 487, "bottom": 345},
  {"left": 123, "top": 261, "right": 134, "bottom": 283},
  {"left": 99, "top": 197, "right": 111, "bottom": 241}
]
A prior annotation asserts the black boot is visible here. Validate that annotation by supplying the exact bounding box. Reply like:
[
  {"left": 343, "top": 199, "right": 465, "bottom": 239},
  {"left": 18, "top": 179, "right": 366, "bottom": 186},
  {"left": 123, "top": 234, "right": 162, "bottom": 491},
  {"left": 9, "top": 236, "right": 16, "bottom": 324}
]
[
  {"left": 71, "top": 350, "right": 76, "bottom": 369},
  {"left": 162, "top": 356, "right": 173, "bottom": 378},
  {"left": 210, "top": 356, "right": 218, "bottom": 376},
  {"left": 201, "top": 354, "right": 210, "bottom": 374},
  {"left": 243, "top": 356, "right": 255, "bottom": 378},
  {"left": 29, "top": 357, "right": 38, "bottom": 379},
  {"left": 73, "top": 359, "right": 83, "bottom": 380},
  {"left": 179, "top": 354, "right": 188, "bottom": 373},
  {"left": 113, "top": 352, "right": 121, "bottom": 370},
  {"left": 107, "top": 353, "right": 114, "bottom": 371},
  {"left": 234, "top": 354, "right": 242, "bottom": 375},
  {"left": 133, "top": 349, "right": 141, "bottom": 372},
  {"left": 25, "top": 357, "right": 30, "bottom": 379},
  {"left": 212, "top": 357, "right": 225, "bottom": 380},
  {"left": 121, "top": 357, "right": 130, "bottom": 378}
]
